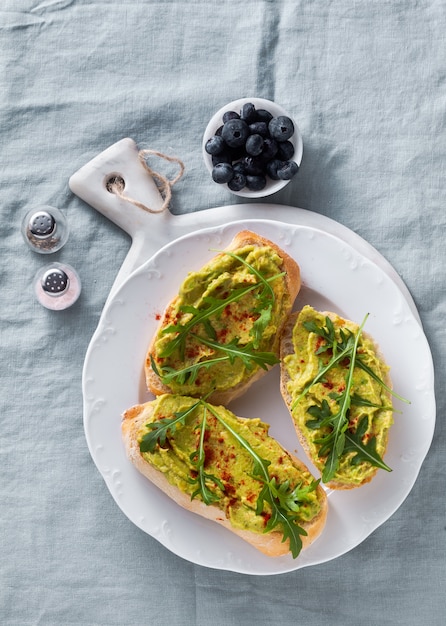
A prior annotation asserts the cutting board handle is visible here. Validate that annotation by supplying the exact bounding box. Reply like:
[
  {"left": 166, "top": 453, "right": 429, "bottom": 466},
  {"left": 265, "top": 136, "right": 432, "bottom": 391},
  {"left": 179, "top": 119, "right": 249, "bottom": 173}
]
[
  {"left": 69, "top": 138, "right": 179, "bottom": 299},
  {"left": 69, "top": 138, "right": 172, "bottom": 239}
]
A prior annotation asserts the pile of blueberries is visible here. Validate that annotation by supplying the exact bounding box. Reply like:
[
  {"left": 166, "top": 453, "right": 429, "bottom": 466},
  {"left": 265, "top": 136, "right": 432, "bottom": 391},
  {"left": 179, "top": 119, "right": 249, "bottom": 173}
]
[{"left": 205, "top": 102, "right": 299, "bottom": 192}]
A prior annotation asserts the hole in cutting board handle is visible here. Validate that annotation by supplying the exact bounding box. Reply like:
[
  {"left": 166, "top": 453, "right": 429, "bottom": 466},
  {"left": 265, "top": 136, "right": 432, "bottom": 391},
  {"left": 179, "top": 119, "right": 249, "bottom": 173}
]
[{"left": 105, "top": 174, "right": 126, "bottom": 194}]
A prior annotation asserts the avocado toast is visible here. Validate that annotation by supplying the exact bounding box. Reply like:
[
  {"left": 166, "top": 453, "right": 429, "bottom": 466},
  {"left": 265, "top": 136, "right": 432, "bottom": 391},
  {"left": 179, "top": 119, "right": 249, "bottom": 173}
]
[
  {"left": 145, "top": 230, "right": 300, "bottom": 404},
  {"left": 122, "top": 394, "right": 327, "bottom": 558},
  {"left": 280, "top": 306, "right": 396, "bottom": 489}
]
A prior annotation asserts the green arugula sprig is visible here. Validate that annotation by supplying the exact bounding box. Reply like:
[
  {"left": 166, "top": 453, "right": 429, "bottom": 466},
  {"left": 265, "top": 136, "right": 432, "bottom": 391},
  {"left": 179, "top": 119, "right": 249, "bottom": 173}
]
[
  {"left": 152, "top": 335, "right": 279, "bottom": 386},
  {"left": 291, "top": 314, "right": 409, "bottom": 483},
  {"left": 194, "top": 334, "right": 280, "bottom": 370},
  {"left": 154, "top": 251, "right": 284, "bottom": 383},
  {"left": 150, "top": 353, "right": 229, "bottom": 386},
  {"left": 139, "top": 399, "right": 202, "bottom": 453},
  {"left": 349, "top": 392, "right": 397, "bottom": 412},
  {"left": 189, "top": 404, "right": 226, "bottom": 505},
  {"left": 312, "top": 315, "right": 365, "bottom": 482},
  {"left": 140, "top": 398, "right": 320, "bottom": 559},
  {"left": 344, "top": 417, "right": 392, "bottom": 471},
  {"left": 306, "top": 401, "right": 392, "bottom": 479},
  {"left": 296, "top": 316, "right": 409, "bottom": 406}
]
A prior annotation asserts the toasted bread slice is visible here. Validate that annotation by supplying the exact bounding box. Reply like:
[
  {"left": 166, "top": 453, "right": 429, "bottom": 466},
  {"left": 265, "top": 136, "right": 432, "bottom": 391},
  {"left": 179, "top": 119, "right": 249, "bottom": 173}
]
[
  {"left": 122, "top": 394, "right": 327, "bottom": 558},
  {"left": 280, "top": 306, "right": 394, "bottom": 490},
  {"left": 145, "top": 231, "right": 300, "bottom": 405}
]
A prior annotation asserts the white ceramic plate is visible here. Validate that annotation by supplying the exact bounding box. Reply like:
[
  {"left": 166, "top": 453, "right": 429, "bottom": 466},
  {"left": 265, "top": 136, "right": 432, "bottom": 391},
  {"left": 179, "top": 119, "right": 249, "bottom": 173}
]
[{"left": 83, "top": 219, "right": 435, "bottom": 575}]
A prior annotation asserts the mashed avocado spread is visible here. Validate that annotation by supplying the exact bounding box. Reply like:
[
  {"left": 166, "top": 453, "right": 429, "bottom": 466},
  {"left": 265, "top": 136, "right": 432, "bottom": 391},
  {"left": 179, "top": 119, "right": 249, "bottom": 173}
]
[
  {"left": 283, "top": 306, "right": 393, "bottom": 486},
  {"left": 151, "top": 244, "right": 290, "bottom": 396},
  {"left": 138, "top": 395, "right": 322, "bottom": 534}
]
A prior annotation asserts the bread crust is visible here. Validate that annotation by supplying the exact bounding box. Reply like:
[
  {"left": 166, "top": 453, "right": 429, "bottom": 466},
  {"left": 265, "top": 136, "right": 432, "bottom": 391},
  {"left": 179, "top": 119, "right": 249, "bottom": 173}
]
[
  {"left": 145, "top": 230, "right": 301, "bottom": 405},
  {"left": 122, "top": 400, "right": 327, "bottom": 558},
  {"left": 280, "top": 310, "right": 393, "bottom": 490}
]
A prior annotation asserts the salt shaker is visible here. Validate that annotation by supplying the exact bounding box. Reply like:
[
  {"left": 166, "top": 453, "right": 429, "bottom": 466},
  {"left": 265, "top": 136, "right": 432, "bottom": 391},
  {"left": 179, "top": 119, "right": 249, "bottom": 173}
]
[
  {"left": 22, "top": 205, "right": 69, "bottom": 253},
  {"left": 34, "top": 262, "right": 81, "bottom": 310}
]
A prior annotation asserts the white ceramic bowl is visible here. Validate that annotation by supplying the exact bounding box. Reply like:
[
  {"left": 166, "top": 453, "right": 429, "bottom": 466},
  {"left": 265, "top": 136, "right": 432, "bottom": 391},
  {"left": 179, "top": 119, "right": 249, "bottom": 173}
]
[{"left": 202, "top": 97, "right": 303, "bottom": 198}]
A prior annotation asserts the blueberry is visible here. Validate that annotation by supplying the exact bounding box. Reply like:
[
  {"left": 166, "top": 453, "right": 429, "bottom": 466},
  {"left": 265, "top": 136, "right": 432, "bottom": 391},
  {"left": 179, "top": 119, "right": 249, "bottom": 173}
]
[
  {"left": 248, "top": 121, "right": 268, "bottom": 137},
  {"left": 228, "top": 172, "right": 246, "bottom": 191},
  {"left": 221, "top": 119, "right": 249, "bottom": 148},
  {"left": 265, "top": 159, "right": 284, "bottom": 180},
  {"left": 232, "top": 161, "right": 246, "bottom": 175},
  {"left": 240, "top": 102, "right": 257, "bottom": 124},
  {"left": 277, "top": 160, "right": 299, "bottom": 180},
  {"left": 215, "top": 125, "right": 223, "bottom": 136},
  {"left": 212, "top": 162, "right": 234, "bottom": 184},
  {"left": 205, "top": 135, "right": 225, "bottom": 155},
  {"left": 277, "top": 140, "right": 295, "bottom": 160},
  {"left": 245, "top": 134, "right": 264, "bottom": 157},
  {"left": 260, "top": 137, "right": 278, "bottom": 160},
  {"left": 212, "top": 152, "right": 232, "bottom": 165},
  {"left": 268, "top": 116, "right": 295, "bottom": 142},
  {"left": 255, "top": 108, "right": 273, "bottom": 123},
  {"left": 246, "top": 174, "right": 267, "bottom": 191},
  {"left": 223, "top": 110, "right": 240, "bottom": 123},
  {"left": 242, "top": 156, "right": 264, "bottom": 176}
]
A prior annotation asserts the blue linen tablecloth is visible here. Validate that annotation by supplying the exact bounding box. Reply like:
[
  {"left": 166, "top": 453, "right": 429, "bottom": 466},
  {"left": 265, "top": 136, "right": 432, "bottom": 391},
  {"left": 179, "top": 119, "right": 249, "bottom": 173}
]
[{"left": 1, "top": 1, "right": 444, "bottom": 624}]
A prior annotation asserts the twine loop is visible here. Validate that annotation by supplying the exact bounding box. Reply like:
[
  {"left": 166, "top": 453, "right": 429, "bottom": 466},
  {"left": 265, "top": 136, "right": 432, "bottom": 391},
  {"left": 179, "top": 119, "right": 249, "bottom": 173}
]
[{"left": 108, "top": 149, "right": 184, "bottom": 214}]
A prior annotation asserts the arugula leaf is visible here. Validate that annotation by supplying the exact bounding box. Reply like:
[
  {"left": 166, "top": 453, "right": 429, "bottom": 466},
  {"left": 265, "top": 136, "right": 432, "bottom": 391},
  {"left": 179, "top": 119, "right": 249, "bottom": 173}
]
[
  {"left": 154, "top": 335, "right": 279, "bottom": 386},
  {"left": 303, "top": 317, "right": 336, "bottom": 353},
  {"left": 349, "top": 393, "right": 398, "bottom": 412},
  {"left": 350, "top": 393, "right": 383, "bottom": 408},
  {"left": 303, "top": 316, "right": 353, "bottom": 357},
  {"left": 139, "top": 400, "right": 201, "bottom": 453},
  {"left": 308, "top": 402, "right": 392, "bottom": 481},
  {"left": 343, "top": 417, "right": 392, "bottom": 472},
  {"left": 156, "top": 356, "right": 230, "bottom": 385},
  {"left": 151, "top": 351, "right": 225, "bottom": 386},
  {"left": 326, "top": 321, "right": 364, "bottom": 477},
  {"left": 251, "top": 302, "right": 273, "bottom": 348},
  {"left": 258, "top": 476, "right": 320, "bottom": 513},
  {"left": 193, "top": 334, "right": 279, "bottom": 370},
  {"left": 202, "top": 317, "right": 218, "bottom": 340},
  {"left": 140, "top": 399, "right": 225, "bottom": 504},
  {"left": 189, "top": 404, "right": 225, "bottom": 504},
  {"left": 264, "top": 504, "right": 307, "bottom": 559},
  {"left": 211, "top": 249, "right": 282, "bottom": 303},
  {"left": 306, "top": 399, "right": 333, "bottom": 429}
]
